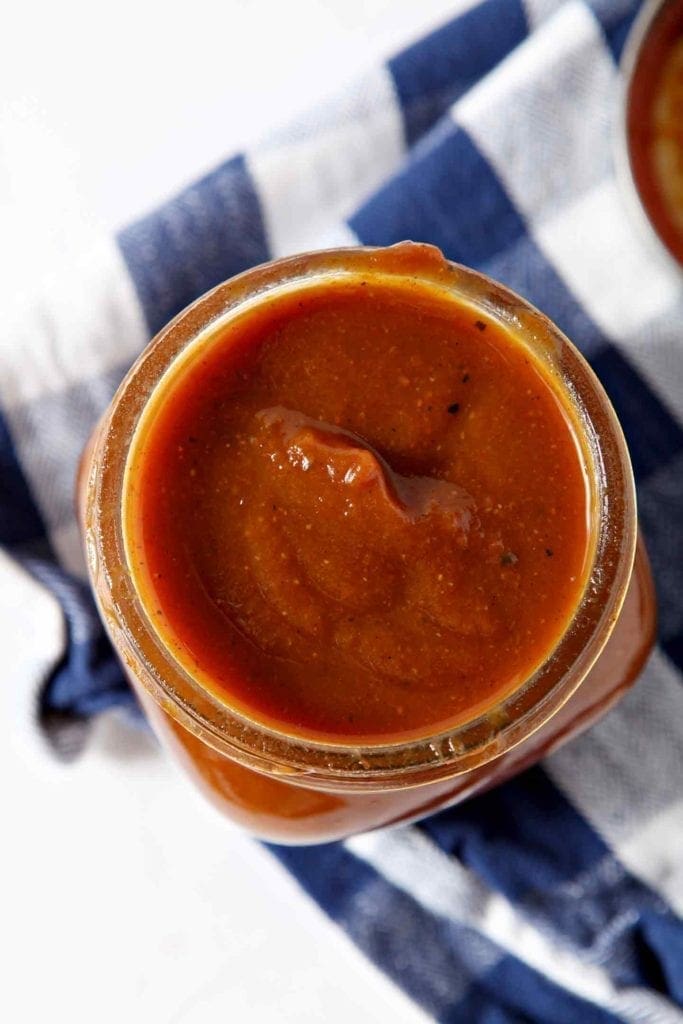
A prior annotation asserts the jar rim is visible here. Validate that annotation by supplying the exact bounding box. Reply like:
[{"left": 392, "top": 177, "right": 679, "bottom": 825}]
[{"left": 85, "top": 243, "right": 637, "bottom": 791}]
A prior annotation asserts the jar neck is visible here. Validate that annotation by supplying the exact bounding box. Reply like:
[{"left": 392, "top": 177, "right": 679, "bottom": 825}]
[{"left": 86, "top": 244, "right": 637, "bottom": 792}]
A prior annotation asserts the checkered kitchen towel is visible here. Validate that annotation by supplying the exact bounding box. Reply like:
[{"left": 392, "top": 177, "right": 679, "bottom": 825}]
[{"left": 3, "top": 0, "right": 683, "bottom": 1019}]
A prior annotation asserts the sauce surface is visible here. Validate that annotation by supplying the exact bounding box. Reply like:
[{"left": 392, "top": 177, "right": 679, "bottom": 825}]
[
  {"left": 627, "top": 0, "right": 683, "bottom": 264},
  {"left": 125, "top": 275, "right": 590, "bottom": 743}
]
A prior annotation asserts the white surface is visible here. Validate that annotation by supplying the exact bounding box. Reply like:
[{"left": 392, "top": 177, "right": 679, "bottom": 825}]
[
  {"left": 1, "top": 1, "right": 470, "bottom": 1021},
  {"left": 0, "top": 0, "right": 473, "bottom": 302},
  {"left": 6, "top": 714, "right": 430, "bottom": 1024}
]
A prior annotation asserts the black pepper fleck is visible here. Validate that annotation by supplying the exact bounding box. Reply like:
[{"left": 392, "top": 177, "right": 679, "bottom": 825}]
[
  {"left": 475, "top": 320, "right": 486, "bottom": 331},
  {"left": 501, "top": 552, "right": 518, "bottom": 566},
  {"left": 545, "top": 548, "right": 554, "bottom": 557},
  {"left": 447, "top": 402, "right": 460, "bottom": 415}
]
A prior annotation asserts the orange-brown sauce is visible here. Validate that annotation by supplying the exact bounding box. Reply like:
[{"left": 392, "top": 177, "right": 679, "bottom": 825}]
[{"left": 124, "top": 276, "right": 590, "bottom": 743}]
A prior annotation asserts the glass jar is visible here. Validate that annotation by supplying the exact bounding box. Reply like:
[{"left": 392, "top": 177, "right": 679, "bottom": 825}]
[{"left": 79, "top": 244, "right": 656, "bottom": 845}]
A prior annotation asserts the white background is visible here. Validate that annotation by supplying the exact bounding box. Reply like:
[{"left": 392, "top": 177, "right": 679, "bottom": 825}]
[{"left": 1, "top": 2, "right": 471, "bottom": 1022}]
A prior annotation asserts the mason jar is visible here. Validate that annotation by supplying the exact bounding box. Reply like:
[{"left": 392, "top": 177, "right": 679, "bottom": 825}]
[{"left": 79, "top": 245, "right": 656, "bottom": 844}]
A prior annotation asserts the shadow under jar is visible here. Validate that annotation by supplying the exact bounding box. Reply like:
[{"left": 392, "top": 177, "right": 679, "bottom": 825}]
[{"left": 79, "top": 243, "right": 656, "bottom": 844}]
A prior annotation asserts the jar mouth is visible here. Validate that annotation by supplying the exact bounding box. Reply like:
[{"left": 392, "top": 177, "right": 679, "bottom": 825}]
[
  {"left": 86, "top": 244, "right": 637, "bottom": 790},
  {"left": 617, "top": 0, "right": 683, "bottom": 272}
]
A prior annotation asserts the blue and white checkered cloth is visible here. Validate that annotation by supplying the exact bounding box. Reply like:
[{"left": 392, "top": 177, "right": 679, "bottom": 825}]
[{"left": 3, "top": 0, "right": 683, "bottom": 1019}]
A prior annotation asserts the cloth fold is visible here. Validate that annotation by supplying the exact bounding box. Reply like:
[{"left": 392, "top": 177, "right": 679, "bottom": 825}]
[{"left": 3, "top": 0, "right": 683, "bottom": 1020}]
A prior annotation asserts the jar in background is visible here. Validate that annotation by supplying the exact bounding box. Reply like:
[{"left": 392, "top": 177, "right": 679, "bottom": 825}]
[{"left": 619, "top": 0, "right": 683, "bottom": 269}]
